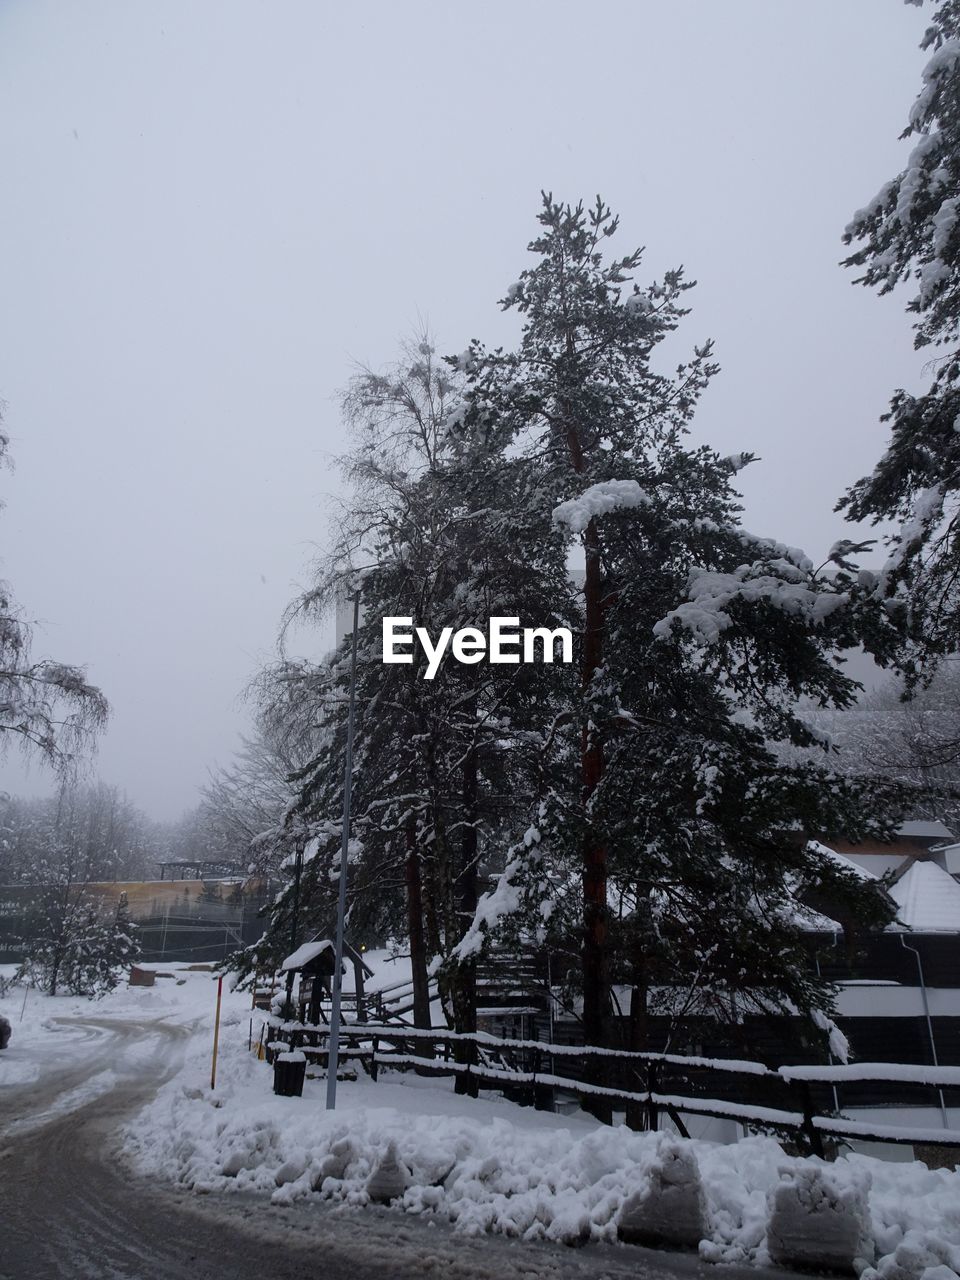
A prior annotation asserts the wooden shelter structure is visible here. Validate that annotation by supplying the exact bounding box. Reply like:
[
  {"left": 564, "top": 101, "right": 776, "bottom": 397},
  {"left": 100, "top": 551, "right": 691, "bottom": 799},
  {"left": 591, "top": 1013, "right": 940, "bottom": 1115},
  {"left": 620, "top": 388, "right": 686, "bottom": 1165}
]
[{"left": 280, "top": 937, "right": 374, "bottom": 1024}]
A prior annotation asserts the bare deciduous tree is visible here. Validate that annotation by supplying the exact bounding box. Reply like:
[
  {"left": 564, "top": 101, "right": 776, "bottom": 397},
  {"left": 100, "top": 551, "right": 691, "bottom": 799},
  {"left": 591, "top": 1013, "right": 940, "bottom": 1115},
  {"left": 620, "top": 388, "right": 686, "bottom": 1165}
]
[{"left": 0, "top": 417, "right": 107, "bottom": 773}]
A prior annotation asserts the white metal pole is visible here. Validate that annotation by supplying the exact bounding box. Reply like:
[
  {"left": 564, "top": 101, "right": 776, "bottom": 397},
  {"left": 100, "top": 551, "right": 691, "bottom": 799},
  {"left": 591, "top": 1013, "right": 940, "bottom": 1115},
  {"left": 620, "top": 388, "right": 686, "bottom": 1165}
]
[
  {"left": 326, "top": 589, "right": 361, "bottom": 1110},
  {"left": 900, "top": 934, "right": 949, "bottom": 1128}
]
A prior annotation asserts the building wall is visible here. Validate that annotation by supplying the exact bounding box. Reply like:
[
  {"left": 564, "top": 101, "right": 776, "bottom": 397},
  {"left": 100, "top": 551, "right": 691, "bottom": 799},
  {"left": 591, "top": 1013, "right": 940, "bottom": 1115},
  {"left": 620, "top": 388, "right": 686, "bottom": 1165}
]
[{"left": 0, "top": 878, "right": 268, "bottom": 964}]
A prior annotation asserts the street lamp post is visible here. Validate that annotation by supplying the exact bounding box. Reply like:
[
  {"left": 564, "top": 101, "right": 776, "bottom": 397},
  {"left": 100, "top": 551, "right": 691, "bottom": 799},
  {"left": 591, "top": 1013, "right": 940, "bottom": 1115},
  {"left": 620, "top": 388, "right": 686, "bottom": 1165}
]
[
  {"left": 326, "top": 588, "right": 361, "bottom": 1110},
  {"left": 283, "top": 845, "right": 304, "bottom": 1017}
]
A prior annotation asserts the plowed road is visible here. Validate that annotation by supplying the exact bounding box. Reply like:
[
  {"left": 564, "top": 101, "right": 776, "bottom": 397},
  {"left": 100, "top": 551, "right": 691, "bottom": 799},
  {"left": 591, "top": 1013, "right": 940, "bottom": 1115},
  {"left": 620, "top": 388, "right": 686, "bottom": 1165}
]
[{"left": 0, "top": 1014, "right": 783, "bottom": 1280}]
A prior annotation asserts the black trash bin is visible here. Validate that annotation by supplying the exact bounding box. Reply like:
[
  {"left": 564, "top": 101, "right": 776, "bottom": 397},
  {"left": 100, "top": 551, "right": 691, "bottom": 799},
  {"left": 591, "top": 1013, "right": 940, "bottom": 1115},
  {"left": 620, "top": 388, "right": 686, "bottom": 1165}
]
[{"left": 273, "top": 1051, "right": 306, "bottom": 1097}]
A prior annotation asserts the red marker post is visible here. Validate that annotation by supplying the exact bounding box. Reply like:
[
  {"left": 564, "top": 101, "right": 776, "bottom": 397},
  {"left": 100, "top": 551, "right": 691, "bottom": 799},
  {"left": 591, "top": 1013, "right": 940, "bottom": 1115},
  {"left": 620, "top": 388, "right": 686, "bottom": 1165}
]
[{"left": 211, "top": 975, "right": 223, "bottom": 1090}]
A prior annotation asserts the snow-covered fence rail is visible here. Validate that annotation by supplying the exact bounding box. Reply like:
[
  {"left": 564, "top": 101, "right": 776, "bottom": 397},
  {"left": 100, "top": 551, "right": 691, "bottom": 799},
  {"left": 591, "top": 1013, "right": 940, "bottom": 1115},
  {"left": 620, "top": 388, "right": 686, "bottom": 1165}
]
[
  {"left": 367, "top": 975, "right": 440, "bottom": 1022},
  {"left": 779, "top": 1062, "right": 960, "bottom": 1087},
  {"left": 364, "top": 1052, "right": 806, "bottom": 1131},
  {"left": 265, "top": 1020, "right": 960, "bottom": 1153}
]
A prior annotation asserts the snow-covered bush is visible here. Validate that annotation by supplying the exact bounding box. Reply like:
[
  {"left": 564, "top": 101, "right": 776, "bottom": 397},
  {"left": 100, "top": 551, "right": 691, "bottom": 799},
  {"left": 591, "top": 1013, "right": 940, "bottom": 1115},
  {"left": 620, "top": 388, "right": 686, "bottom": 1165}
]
[{"left": 18, "top": 890, "right": 139, "bottom": 997}]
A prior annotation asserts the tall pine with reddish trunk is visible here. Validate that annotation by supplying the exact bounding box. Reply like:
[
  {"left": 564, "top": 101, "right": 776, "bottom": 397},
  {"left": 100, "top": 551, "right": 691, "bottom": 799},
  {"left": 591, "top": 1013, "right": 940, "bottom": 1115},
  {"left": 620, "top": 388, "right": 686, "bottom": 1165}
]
[
  {"left": 455, "top": 197, "right": 906, "bottom": 1093},
  {"left": 459, "top": 196, "right": 719, "bottom": 1057}
]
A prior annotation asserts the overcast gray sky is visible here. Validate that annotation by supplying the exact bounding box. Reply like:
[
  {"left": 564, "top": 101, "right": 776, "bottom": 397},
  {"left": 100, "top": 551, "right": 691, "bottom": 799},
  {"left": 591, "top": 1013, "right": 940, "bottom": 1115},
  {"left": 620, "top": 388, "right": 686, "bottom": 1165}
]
[{"left": 0, "top": 0, "right": 933, "bottom": 819}]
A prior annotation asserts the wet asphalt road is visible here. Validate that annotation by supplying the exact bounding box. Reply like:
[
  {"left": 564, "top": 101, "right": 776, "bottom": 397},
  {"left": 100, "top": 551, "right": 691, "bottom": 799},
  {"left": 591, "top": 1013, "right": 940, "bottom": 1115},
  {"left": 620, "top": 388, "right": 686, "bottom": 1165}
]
[{"left": 0, "top": 1014, "right": 790, "bottom": 1280}]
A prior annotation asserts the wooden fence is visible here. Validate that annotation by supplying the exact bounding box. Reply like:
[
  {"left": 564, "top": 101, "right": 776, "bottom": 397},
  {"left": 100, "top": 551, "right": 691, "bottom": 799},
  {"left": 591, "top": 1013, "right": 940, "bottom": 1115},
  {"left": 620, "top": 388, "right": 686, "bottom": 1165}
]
[{"left": 264, "top": 1019, "right": 960, "bottom": 1156}]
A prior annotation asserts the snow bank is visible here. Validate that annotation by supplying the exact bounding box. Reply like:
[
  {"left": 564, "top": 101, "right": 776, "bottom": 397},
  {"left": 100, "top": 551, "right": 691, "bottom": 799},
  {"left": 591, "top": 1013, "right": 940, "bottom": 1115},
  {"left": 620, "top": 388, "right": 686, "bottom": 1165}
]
[{"left": 123, "top": 1026, "right": 960, "bottom": 1270}]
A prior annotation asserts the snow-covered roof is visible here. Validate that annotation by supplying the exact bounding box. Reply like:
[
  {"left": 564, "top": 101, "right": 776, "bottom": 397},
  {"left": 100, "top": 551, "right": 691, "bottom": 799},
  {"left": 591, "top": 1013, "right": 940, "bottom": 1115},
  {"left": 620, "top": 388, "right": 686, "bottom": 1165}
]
[
  {"left": 889, "top": 861, "right": 960, "bottom": 933},
  {"left": 791, "top": 901, "right": 842, "bottom": 933},
  {"left": 807, "top": 840, "right": 879, "bottom": 881},
  {"left": 281, "top": 939, "right": 333, "bottom": 971},
  {"left": 898, "top": 819, "right": 955, "bottom": 843}
]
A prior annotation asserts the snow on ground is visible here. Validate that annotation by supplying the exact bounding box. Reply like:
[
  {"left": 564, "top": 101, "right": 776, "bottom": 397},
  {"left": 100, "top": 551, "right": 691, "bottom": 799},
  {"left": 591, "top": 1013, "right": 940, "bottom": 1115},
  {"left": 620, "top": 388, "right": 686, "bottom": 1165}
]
[
  {"left": 350, "top": 947, "right": 412, "bottom": 992},
  {"left": 119, "top": 995, "right": 960, "bottom": 1278},
  {"left": 4, "top": 962, "right": 959, "bottom": 1277},
  {"left": 0, "top": 962, "right": 247, "bottom": 1089}
]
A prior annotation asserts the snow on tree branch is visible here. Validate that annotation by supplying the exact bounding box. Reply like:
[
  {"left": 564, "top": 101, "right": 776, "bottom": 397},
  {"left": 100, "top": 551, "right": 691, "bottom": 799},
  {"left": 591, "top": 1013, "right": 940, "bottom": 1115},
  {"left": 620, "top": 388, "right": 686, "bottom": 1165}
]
[
  {"left": 552, "top": 479, "right": 649, "bottom": 533},
  {"left": 653, "top": 566, "right": 848, "bottom": 647}
]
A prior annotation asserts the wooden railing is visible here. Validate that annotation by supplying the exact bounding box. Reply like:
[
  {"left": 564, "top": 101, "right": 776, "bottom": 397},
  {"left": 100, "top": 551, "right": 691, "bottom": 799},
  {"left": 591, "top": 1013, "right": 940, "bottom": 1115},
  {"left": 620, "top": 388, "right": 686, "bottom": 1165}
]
[{"left": 264, "top": 1019, "right": 960, "bottom": 1154}]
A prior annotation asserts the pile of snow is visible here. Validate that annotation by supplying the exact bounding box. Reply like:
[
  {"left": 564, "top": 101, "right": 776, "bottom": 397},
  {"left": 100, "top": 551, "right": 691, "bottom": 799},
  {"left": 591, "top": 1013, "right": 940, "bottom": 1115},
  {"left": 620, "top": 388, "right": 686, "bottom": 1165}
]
[
  {"left": 767, "top": 1163, "right": 871, "bottom": 1273},
  {"left": 617, "top": 1140, "right": 707, "bottom": 1248},
  {"left": 122, "top": 1025, "right": 960, "bottom": 1272}
]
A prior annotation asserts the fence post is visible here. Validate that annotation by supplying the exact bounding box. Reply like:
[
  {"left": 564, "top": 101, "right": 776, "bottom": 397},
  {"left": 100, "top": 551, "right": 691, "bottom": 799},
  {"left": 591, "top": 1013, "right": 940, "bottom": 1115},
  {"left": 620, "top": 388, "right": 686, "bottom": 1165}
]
[
  {"left": 533, "top": 1047, "right": 554, "bottom": 1112},
  {"left": 646, "top": 1060, "right": 660, "bottom": 1133},
  {"left": 462, "top": 1030, "right": 475, "bottom": 1097},
  {"left": 371, "top": 1035, "right": 379, "bottom": 1082},
  {"left": 797, "top": 1080, "right": 825, "bottom": 1158}
]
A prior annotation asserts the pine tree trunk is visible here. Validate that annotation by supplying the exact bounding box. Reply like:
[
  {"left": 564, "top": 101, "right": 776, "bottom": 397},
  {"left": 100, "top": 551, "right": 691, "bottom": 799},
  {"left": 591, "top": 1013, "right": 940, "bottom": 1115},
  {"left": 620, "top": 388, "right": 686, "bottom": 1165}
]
[
  {"left": 423, "top": 774, "right": 455, "bottom": 1030},
  {"left": 418, "top": 751, "right": 444, "bottom": 966},
  {"left": 624, "top": 979, "right": 649, "bottom": 1131},
  {"left": 625, "top": 889, "right": 653, "bottom": 1129},
  {"left": 420, "top": 846, "right": 443, "bottom": 964},
  {"left": 580, "top": 515, "right": 612, "bottom": 1120},
  {"left": 404, "top": 815, "right": 432, "bottom": 1030},
  {"left": 561, "top": 382, "right": 613, "bottom": 1117},
  {"left": 453, "top": 738, "right": 479, "bottom": 1097},
  {"left": 581, "top": 517, "right": 608, "bottom": 1042}
]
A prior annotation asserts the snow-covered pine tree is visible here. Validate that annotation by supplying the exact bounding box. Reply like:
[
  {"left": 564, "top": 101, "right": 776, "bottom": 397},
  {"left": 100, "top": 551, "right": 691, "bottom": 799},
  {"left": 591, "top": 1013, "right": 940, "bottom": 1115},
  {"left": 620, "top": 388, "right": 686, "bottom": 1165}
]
[
  {"left": 13, "top": 791, "right": 142, "bottom": 995},
  {"left": 19, "top": 883, "right": 81, "bottom": 996},
  {"left": 246, "top": 340, "right": 570, "bottom": 1069},
  {"left": 452, "top": 197, "right": 907, "bottom": 1092},
  {"left": 19, "top": 886, "right": 139, "bottom": 997},
  {"left": 841, "top": 1, "right": 960, "bottom": 672},
  {"left": 71, "top": 893, "right": 140, "bottom": 996}
]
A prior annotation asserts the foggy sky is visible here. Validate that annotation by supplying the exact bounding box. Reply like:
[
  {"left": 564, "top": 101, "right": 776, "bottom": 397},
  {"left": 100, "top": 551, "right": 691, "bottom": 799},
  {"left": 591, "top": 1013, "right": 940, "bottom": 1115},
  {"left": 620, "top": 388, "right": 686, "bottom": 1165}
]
[{"left": 0, "top": 0, "right": 933, "bottom": 819}]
